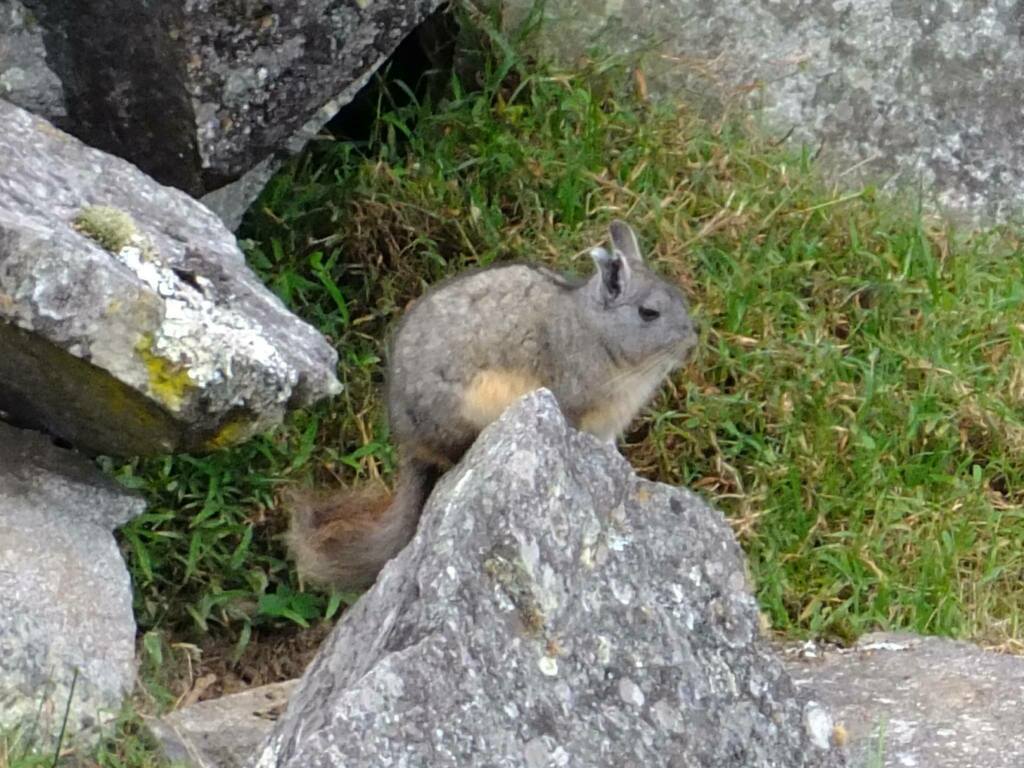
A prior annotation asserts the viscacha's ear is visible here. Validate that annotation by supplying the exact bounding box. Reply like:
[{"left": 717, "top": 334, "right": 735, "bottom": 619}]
[
  {"left": 589, "top": 245, "right": 631, "bottom": 303},
  {"left": 609, "top": 220, "right": 644, "bottom": 268}
]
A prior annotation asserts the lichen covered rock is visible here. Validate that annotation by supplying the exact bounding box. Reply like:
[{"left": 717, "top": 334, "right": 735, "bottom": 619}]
[
  {"left": 0, "top": 101, "right": 341, "bottom": 456},
  {"left": 253, "top": 391, "right": 846, "bottom": 768}
]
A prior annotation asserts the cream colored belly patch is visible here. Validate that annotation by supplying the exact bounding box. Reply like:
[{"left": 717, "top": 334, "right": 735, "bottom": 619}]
[
  {"left": 460, "top": 369, "right": 543, "bottom": 429},
  {"left": 580, "top": 359, "right": 675, "bottom": 441}
]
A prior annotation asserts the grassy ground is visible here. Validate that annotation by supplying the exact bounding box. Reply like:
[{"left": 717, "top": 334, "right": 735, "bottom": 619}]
[
  {"left": 1, "top": 711, "right": 170, "bottom": 768},
  {"left": 107, "top": 27, "right": 1024, "bottom": 657}
]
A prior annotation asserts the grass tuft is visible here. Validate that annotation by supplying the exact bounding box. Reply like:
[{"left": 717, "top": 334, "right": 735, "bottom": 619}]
[{"left": 1, "top": 707, "right": 175, "bottom": 768}]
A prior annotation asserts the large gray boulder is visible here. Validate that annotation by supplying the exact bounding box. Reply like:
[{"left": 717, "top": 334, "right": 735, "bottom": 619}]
[
  {"left": 783, "top": 632, "right": 1024, "bottom": 768},
  {"left": 252, "top": 390, "right": 845, "bottom": 768},
  {"left": 498, "top": 0, "right": 1024, "bottom": 222},
  {"left": 5, "top": 0, "right": 444, "bottom": 228},
  {"left": 0, "top": 100, "right": 341, "bottom": 456},
  {"left": 0, "top": 421, "right": 144, "bottom": 744}
]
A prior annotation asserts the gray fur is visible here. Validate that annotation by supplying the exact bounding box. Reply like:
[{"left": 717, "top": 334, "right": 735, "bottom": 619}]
[{"left": 388, "top": 220, "right": 697, "bottom": 453}]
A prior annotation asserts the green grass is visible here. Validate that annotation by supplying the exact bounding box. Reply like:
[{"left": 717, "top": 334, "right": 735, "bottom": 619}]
[
  {"left": 110, "top": 26, "right": 1024, "bottom": 652},
  {"left": 2, "top": 708, "right": 176, "bottom": 768}
]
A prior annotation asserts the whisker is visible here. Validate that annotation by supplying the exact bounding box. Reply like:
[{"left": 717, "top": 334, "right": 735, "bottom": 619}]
[{"left": 601, "top": 352, "right": 671, "bottom": 391}]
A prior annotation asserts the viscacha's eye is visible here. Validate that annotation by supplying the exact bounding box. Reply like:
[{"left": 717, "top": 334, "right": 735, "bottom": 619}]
[{"left": 638, "top": 306, "right": 660, "bottom": 322}]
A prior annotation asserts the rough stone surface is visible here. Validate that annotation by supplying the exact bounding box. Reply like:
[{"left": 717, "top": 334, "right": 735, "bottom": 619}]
[
  {"left": 149, "top": 635, "right": 1024, "bottom": 768},
  {"left": 783, "top": 632, "right": 1024, "bottom": 768},
  {"left": 0, "top": 100, "right": 341, "bottom": 456},
  {"left": 151, "top": 681, "right": 297, "bottom": 768},
  {"left": 0, "top": 1, "right": 63, "bottom": 119},
  {"left": 0, "top": 421, "right": 144, "bottom": 743},
  {"left": 252, "top": 390, "right": 845, "bottom": 768},
  {"left": 16, "top": 0, "right": 443, "bottom": 227},
  {"left": 197, "top": 62, "right": 379, "bottom": 232},
  {"left": 499, "top": 0, "right": 1024, "bottom": 223}
]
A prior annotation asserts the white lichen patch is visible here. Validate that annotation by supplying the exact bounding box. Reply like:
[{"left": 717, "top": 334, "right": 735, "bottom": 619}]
[
  {"left": 510, "top": 447, "right": 540, "bottom": 482},
  {"left": 579, "top": 546, "right": 594, "bottom": 568},
  {"left": 858, "top": 637, "right": 917, "bottom": 653},
  {"left": 515, "top": 534, "right": 540, "bottom": 578},
  {"left": 804, "top": 701, "right": 834, "bottom": 750},
  {"left": 618, "top": 677, "right": 645, "bottom": 707},
  {"left": 610, "top": 579, "right": 635, "bottom": 605},
  {"left": 523, "top": 737, "right": 570, "bottom": 768},
  {"left": 651, "top": 699, "right": 686, "bottom": 733},
  {"left": 101, "top": 226, "right": 298, "bottom": 422},
  {"left": 606, "top": 530, "right": 630, "bottom": 552},
  {"left": 537, "top": 656, "right": 558, "bottom": 676}
]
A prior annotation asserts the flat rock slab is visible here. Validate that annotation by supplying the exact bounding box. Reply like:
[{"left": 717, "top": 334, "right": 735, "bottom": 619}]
[
  {"left": 151, "top": 681, "right": 297, "bottom": 768},
  {"left": 0, "top": 421, "right": 144, "bottom": 744},
  {"left": 783, "top": 632, "right": 1024, "bottom": 768},
  {"left": 0, "top": 100, "right": 340, "bottom": 456},
  {"left": 252, "top": 390, "right": 845, "bottom": 768},
  {"left": 500, "top": 0, "right": 1024, "bottom": 223}
]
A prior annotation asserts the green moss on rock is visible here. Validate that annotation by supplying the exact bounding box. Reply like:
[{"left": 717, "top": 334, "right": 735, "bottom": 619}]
[{"left": 73, "top": 205, "right": 138, "bottom": 252}]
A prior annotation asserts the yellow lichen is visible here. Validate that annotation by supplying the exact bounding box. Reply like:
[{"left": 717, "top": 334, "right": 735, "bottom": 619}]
[
  {"left": 204, "top": 416, "right": 258, "bottom": 450},
  {"left": 135, "top": 334, "right": 193, "bottom": 411},
  {"left": 73, "top": 205, "right": 137, "bottom": 252}
]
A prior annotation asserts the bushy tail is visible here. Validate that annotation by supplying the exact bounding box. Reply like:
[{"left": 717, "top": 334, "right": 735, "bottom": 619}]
[{"left": 285, "top": 457, "right": 441, "bottom": 591}]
